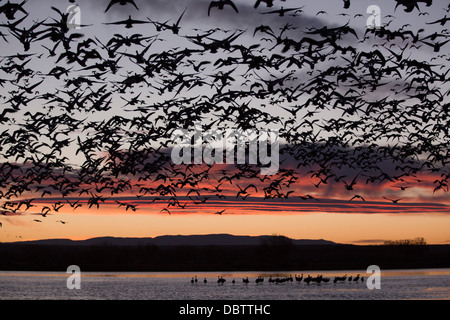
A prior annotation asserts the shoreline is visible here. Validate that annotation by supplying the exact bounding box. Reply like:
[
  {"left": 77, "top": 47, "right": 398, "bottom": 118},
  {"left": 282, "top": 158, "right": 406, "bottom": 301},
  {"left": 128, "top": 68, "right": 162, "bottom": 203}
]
[
  {"left": 1, "top": 267, "right": 450, "bottom": 275},
  {"left": 1, "top": 243, "right": 449, "bottom": 272}
]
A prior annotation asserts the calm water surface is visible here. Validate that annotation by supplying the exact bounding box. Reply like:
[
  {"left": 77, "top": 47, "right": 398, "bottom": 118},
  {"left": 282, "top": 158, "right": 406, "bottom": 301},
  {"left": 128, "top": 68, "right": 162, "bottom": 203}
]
[{"left": 0, "top": 269, "right": 449, "bottom": 300}]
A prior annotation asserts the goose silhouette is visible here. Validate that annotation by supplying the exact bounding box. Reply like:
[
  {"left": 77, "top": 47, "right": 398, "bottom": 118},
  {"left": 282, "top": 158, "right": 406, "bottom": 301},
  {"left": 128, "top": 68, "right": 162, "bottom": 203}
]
[{"left": 105, "top": 0, "right": 139, "bottom": 13}]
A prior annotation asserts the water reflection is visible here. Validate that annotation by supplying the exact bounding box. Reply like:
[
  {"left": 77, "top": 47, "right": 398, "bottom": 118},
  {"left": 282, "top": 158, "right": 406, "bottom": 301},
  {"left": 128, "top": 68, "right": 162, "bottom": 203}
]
[{"left": 0, "top": 269, "right": 449, "bottom": 300}]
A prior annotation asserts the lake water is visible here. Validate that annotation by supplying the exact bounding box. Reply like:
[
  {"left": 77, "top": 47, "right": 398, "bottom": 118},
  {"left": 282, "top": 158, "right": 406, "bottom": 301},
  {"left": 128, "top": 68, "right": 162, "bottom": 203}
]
[{"left": 0, "top": 269, "right": 449, "bottom": 300}]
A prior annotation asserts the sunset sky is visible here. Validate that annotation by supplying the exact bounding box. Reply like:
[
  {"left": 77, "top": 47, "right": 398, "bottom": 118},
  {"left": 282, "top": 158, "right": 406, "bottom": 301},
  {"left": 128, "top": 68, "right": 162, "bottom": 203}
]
[
  {"left": 0, "top": 0, "right": 449, "bottom": 245},
  {"left": 1, "top": 164, "right": 449, "bottom": 244}
]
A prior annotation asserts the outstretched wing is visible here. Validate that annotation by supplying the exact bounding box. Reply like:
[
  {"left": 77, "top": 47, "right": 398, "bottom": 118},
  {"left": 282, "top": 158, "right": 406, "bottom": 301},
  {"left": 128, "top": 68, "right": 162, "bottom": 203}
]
[
  {"left": 129, "top": 0, "right": 139, "bottom": 11},
  {"left": 208, "top": 1, "right": 218, "bottom": 16},
  {"left": 105, "top": 0, "right": 118, "bottom": 13},
  {"left": 226, "top": 0, "right": 239, "bottom": 13}
]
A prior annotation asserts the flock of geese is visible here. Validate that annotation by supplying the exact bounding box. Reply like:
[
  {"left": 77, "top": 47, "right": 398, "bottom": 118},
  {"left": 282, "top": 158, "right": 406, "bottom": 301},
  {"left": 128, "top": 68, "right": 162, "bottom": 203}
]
[
  {"left": 0, "top": 0, "right": 448, "bottom": 221},
  {"left": 190, "top": 274, "right": 365, "bottom": 285}
]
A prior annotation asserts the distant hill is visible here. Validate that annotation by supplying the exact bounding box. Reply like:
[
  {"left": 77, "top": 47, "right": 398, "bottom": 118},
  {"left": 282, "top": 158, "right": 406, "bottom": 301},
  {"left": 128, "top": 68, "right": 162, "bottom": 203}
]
[
  {"left": 2, "top": 235, "right": 449, "bottom": 272},
  {"left": 3, "top": 234, "right": 336, "bottom": 247}
]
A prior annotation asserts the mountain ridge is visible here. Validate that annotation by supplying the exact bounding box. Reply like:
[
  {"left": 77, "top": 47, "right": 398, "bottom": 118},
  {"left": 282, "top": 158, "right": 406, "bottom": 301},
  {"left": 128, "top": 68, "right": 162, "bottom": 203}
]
[{"left": 1, "top": 234, "right": 337, "bottom": 246}]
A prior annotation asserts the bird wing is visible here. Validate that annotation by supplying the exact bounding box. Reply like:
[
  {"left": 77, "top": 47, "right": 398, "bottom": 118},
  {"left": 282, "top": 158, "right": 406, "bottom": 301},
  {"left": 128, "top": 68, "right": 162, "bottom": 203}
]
[
  {"left": 105, "top": 0, "right": 118, "bottom": 13},
  {"left": 175, "top": 7, "right": 187, "bottom": 26},
  {"left": 226, "top": 0, "right": 239, "bottom": 13},
  {"left": 129, "top": 0, "right": 139, "bottom": 10},
  {"left": 208, "top": 1, "right": 218, "bottom": 16}
]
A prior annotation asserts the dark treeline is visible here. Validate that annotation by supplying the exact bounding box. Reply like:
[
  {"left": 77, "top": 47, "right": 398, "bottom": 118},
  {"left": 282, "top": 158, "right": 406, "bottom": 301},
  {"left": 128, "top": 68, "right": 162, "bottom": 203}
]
[{"left": 0, "top": 243, "right": 449, "bottom": 272}]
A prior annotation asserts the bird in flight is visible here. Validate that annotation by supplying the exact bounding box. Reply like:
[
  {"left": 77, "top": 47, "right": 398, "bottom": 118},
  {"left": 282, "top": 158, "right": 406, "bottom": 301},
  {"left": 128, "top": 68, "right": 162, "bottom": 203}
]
[
  {"left": 161, "top": 208, "right": 171, "bottom": 215},
  {"left": 262, "top": 7, "right": 303, "bottom": 17},
  {"left": 148, "top": 7, "right": 187, "bottom": 35},
  {"left": 105, "top": 0, "right": 139, "bottom": 13},
  {"left": 350, "top": 195, "right": 365, "bottom": 201},
  {"left": 208, "top": 0, "right": 239, "bottom": 16},
  {"left": 425, "top": 16, "right": 449, "bottom": 26},
  {"left": 0, "top": 0, "right": 28, "bottom": 20},
  {"left": 343, "top": 176, "right": 358, "bottom": 191},
  {"left": 254, "top": 0, "right": 274, "bottom": 8},
  {"left": 104, "top": 16, "right": 151, "bottom": 29},
  {"left": 394, "top": 0, "right": 432, "bottom": 13},
  {"left": 383, "top": 197, "right": 404, "bottom": 204},
  {"left": 392, "top": 186, "right": 410, "bottom": 191}
]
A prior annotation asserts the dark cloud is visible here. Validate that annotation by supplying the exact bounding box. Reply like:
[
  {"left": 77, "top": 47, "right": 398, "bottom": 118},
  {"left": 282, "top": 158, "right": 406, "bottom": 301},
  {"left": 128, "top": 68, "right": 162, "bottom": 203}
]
[
  {"left": 351, "top": 239, "right": 388, "bottom": 244},
  {"left": 30, "top": 195, "right": 450, "bottom": 215},
  {"left": 82, "top": 0, "right": 332, "bottom": 33}
]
